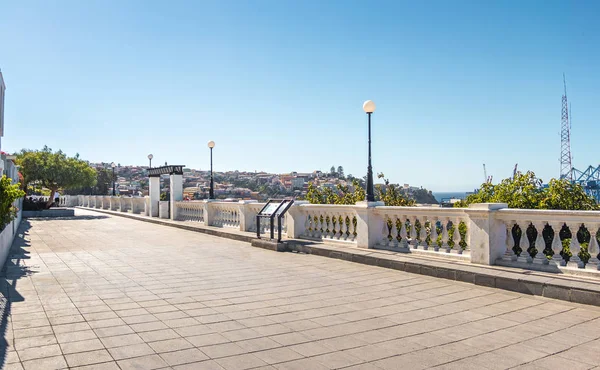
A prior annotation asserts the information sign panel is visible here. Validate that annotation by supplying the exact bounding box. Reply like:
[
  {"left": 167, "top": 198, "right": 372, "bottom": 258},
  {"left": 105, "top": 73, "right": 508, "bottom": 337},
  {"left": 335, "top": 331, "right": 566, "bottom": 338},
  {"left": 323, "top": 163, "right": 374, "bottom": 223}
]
[{"left": 260, "top": 202, "right": 281, "bottom": 216}]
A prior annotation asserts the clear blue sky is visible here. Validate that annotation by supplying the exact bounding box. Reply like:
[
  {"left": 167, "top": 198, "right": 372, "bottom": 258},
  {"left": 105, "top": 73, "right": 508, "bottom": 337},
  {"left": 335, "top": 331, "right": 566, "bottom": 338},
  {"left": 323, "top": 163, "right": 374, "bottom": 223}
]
[{"left": 2, "top": 0, "right": 600, "bottom": 191}]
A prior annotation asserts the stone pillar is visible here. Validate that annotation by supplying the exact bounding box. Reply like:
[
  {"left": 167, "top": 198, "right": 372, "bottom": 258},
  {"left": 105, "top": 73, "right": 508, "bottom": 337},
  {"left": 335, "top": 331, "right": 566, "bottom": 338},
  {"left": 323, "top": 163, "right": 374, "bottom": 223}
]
[
  {"left": 170, "top": 174, "right": 183, "bottom": 220},
  {"left": 159, "top": 201, "right": 170, "bottom": 219},
  {"left": 203, "top": 200, "right": 216, "bottom": 226},
  {"left": 464, "top": 203, "right": 508, "bottom": 265},
  {"left": 238, "top": 200, "right": 258, "bottom": 231},
  {"left": 355, "top": 201, "right": 385, "bottom": 249},
  {"left": 149, "top": 176, "right": 160, "bottom": 217},
  {"left": 286, "top": 201, "right": 309, "bottom": 238}
]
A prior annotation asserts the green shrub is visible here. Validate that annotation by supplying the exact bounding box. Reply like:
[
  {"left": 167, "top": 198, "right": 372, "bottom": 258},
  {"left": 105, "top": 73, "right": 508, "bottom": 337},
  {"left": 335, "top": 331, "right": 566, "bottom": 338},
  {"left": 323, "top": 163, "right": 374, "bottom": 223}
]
[{"left": 0, "top": 175, "right": 26, "bottom": 231}]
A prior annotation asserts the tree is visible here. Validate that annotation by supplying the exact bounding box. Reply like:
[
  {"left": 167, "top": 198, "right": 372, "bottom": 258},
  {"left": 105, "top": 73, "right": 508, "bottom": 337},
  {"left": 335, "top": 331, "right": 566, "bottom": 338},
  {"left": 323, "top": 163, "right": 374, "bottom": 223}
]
[
  {"left": 337, "top": 166, "right": 345, "bottom": 179},
  {"left": 455, "top": 171, "right": 598, "bottom": 210},
  {"left": 330, "top": 166, "right": 336, "bottom": 177},
  {"left": 0, "top": 175, "right": 25, "bottom": 231},
  {"left": 375, "top": 173, "right": 415, "bottom": 206},
  {"left": 305, "top": 180, "right": 365, "bottom": 205},
  {"left": 95, "top": 168, "right": 113, "bottom": 195},
  {"left": 17, "top": 146, "right": 96, "bottom": 207}
]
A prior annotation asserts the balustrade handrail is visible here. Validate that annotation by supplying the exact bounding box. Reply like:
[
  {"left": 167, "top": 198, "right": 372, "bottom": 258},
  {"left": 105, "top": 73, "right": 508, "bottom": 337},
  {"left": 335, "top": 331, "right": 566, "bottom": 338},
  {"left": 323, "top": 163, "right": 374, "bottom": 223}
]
[
  {"left": 373, "top": 206, "right": 468, "bottom": 217},
  {"left": 298, "top": 204, "right": 361, "bottom": 211},
  {"left": 497, "top": 208, "right": 600, "bottom": 219}
]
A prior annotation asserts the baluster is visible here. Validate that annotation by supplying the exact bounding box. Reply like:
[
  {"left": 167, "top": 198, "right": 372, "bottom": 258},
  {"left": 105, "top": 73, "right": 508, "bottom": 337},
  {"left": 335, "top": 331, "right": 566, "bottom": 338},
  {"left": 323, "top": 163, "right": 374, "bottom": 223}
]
[
  {"left": 322, "top": 214, "right": 328, "bottom": 238},
  {"left": 330, "top": 214, "right": 336, "bottom": 239},
  {"left": 350, "top": 215, "right": 357, "bottom": 241},
  {"left": 399, "top": 217, "right": 408, "bottom": 249},
  {"left": 342, "top": 215, "right": 347, "bottom": 240},
  {"left": 586, "top": 223, "right": 600, "bottom": 271},
  {"left": 533, "top": 222, "right": 549, "bottom": 265},
  {"left": 419, "top": 217, "right": 429, "bottom": 250},
  {"left": 315, "top": 214, "right": 321, "bottom": 238},
  {"left": 431, "top": 217, "right": 439, "bottom": 252},
  {"left": 302, "top": 213, "right": 309, "bottom": 237},
  {"left": 388, "top": 216, "right": 398, "bottom": 247},
  {"left": 517, "top": 222, "right": 532, "bottom": 263},
  {"left": 463, "top": 220, "right": 470, "bottom": 252},
  {"left": 502, "top": 221, "right": 517, "bottom": 261},
  {"left": 316, "top": 214, "right": 323, "bottom": 239},
  {"left": 452, "top": 220, "right": 462, "bottom": 254},
  {"left": 410, "top": 216, "right": 418, "bottom": 249},
  {"left": 441, "top": 218, "right": 450, "bottom": 253},
  {"left": 336, "top": 214, "right": 343, "bottom": 240},
  {"left": 331, "top": 214, "right": 337, "bottom": 239},
  {"left": 568, "top": 223, "right": 584, "bottom": 268},
  {"left": 381, "top": 215, "right": 390, "bottom": 246}
]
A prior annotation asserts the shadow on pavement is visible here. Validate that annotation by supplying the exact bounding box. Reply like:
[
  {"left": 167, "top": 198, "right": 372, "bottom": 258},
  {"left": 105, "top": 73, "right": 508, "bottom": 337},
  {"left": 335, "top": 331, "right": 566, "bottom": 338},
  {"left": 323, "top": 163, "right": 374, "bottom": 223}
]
[
  {"left": 0, "top": 220, "right": 35, "bottom": 368},
  {"left": 24, "top": 215, "right": 109, "bottom": 221}
]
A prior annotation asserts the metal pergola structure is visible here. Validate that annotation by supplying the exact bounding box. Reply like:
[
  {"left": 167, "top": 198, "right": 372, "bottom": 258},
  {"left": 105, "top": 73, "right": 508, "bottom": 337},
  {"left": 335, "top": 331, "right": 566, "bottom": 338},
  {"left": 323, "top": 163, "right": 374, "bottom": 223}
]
[{"left": 571, "top": 165, "right": 600, "bottom": 202}]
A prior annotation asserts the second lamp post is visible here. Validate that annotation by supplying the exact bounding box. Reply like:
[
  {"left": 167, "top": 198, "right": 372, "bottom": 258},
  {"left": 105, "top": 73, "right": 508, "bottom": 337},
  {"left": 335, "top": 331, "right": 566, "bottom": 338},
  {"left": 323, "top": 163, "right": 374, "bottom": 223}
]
[
  {"left": 111, "top": 162, "right": 117, "bottom": 196},
  {"left": 208, "top": 141, "right": 215, "bottom": 199},
  {"left": 363, "top": 100, "right": 376, "bottom": 202}
]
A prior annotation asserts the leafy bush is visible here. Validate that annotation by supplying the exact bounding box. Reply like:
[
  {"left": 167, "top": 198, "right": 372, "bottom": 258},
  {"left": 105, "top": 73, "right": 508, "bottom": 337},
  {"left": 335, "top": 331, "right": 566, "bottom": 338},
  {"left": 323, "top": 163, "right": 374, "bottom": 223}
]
[{"left": 0, "top": 175, "right": 26, "bottom": 231}]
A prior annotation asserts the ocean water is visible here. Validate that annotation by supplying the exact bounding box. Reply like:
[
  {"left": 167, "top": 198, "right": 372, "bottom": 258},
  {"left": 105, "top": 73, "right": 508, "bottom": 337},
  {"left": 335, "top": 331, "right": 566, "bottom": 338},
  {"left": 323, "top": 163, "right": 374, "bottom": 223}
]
[{"left": 432, "top": 192, "right": 468, "bottom": 203}]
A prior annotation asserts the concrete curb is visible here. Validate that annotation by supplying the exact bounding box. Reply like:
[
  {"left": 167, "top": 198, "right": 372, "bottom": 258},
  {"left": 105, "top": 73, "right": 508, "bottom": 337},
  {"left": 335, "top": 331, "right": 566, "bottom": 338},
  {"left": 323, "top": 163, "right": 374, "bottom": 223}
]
[{"left": 77, "top": 207, "right": 600, "bottom": 307}]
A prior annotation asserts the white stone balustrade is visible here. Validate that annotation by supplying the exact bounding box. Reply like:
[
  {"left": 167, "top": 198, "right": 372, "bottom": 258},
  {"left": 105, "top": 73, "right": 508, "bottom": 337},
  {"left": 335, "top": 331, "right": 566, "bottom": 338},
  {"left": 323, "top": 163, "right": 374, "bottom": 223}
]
[
  {"left": 131, "top": 197, "right": 146, "bottom": 214},
  {"left": 71, "top": 196, "right": 600, "bottom": 274},
  {"left": 299, "top": 204, "right": 359, "bottom": 243},
  {"left": 212, "top": 202, "right": 241, "bottom": 228},
  {"left": 373, "top": 206, "right": 470, "bottom": 258},
  {"left": 496, "top": 208, "right": 600, "bottom": 270},
  {"left": 175, "top": 201, "right": 205, "bottom": 223}
]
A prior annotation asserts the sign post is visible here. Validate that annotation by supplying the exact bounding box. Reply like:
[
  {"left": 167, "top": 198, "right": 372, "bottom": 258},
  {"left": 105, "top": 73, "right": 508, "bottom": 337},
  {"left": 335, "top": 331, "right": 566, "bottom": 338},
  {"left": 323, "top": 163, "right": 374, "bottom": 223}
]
[{"left": 256, "top": 199, "right": 294, "bottom": 242}]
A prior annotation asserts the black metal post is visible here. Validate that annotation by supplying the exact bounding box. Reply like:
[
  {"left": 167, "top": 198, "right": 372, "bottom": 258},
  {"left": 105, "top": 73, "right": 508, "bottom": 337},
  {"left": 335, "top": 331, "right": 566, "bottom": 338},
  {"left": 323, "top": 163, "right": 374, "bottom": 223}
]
[
  {"left": 257, "top": 215, "right": 261, "bottom": 239},
  {"left": 209, "top": 147, "right": 214, "bottom": 199},
  {"left": 112, "top": 167, "right": 116, "bottom": 196},
  {"left": 366, "top": 112, "right": 375, "bottom": 202}
]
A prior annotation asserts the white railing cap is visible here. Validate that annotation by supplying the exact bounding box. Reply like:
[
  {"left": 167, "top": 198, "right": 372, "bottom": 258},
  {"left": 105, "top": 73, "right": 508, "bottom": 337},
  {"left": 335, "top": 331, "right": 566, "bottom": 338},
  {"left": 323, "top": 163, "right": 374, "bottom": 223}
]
[{"left": 497, "top": 208, "right": 600, "bottom": 224}]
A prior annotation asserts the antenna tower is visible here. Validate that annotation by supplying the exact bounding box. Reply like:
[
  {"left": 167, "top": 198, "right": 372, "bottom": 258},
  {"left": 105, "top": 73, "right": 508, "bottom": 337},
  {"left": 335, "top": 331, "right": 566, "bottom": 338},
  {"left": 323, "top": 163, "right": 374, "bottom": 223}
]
[{"left": 560, "top": 74, "right": 572, "bottom": 180}]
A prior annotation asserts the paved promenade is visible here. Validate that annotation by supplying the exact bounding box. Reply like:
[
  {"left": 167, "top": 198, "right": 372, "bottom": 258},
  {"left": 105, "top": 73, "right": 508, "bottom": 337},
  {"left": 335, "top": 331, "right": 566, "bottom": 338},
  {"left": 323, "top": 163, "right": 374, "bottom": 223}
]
[{"left": 1, "top": 209, "right": 600, "bottom": 370}]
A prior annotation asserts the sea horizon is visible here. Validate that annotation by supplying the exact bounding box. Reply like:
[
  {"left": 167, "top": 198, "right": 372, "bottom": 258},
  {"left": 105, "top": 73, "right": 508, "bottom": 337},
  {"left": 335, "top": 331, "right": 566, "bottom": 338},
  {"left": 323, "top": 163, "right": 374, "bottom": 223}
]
[{"left": 432, "top": 191, "right": 470, "bottom": 203}]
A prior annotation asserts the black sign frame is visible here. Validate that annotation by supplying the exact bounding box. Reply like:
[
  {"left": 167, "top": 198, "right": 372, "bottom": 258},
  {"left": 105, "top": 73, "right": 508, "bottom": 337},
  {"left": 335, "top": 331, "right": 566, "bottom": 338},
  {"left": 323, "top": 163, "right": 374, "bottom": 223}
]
[{"left": 256, "top": 198, "right": 294, "bottom": 242}]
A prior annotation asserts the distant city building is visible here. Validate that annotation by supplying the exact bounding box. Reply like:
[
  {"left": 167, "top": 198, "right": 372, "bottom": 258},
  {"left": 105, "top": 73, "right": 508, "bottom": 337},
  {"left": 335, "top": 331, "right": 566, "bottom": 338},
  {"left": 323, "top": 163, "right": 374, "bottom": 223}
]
[{"left": 291, "top": 177, "right": 305, "bottom": 189}]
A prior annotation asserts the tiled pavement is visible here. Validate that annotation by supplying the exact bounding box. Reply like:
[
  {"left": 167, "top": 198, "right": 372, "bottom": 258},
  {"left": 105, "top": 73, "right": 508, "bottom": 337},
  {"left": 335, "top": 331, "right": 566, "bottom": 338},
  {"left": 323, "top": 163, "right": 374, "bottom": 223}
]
[{"left": 1, "top": 210, "right": 600, "bottom": 370}]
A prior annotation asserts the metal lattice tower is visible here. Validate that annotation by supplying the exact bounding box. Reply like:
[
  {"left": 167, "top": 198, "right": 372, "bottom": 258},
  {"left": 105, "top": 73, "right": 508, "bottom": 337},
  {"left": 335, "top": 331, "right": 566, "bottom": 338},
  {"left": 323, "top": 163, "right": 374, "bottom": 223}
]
[{"left": 560, "top": 74, "right": 572, "bottom": 180}]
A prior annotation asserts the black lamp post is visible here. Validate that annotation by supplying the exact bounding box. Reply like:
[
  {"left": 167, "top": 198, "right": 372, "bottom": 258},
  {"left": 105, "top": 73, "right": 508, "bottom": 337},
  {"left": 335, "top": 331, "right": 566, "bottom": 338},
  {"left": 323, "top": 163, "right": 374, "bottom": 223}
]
[
  {"left": 148, "top": 154, "right": 153, "bottom": 168},
  {"left": 208, "top": 141, "right": 215, "bottom": 199},
  {"left": 363, "top": 100, "right": 376, "bottom": 202},
  {"left": 111, "top": 162, "right": 117, "bottom": 196}
]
